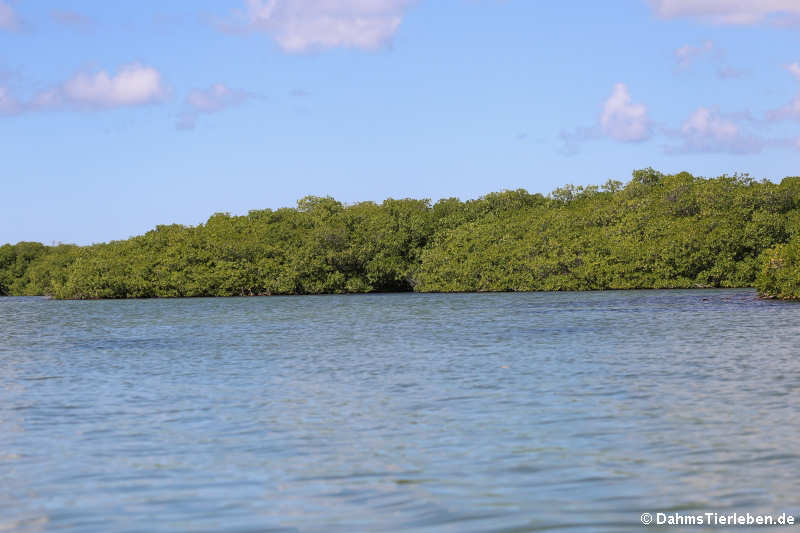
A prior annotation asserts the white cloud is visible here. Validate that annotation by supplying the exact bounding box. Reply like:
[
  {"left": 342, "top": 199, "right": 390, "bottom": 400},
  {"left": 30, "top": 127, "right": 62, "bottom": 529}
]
[
  {"left": 648, "top": 0, "right": 800, "bottom": 25},
  {"left": 61, "top": 64, "right": 166, "bottom": 108},
  {"left": 667, "top": 107, "right": 762, "bottom": 154},
  {"left": 0, "top": 1, "right": 19, "bottom": 30},
  {"left": 559, "top": 83, "right": 650, "bottom": 154},
  {"left": 229, "top": 0, "right": 415, "bottom": 52},
  {"left": 177, "top": 83, "right": 253, "bottom": 130},
  {"left": 600, "top": 83, "right": 651, "bottom": 142},
  {"left": 0, "top": 63, "right": 167, "bottom": 116},
  {"left": 682, "top": 107, "right": 737, "bottom": 138}
]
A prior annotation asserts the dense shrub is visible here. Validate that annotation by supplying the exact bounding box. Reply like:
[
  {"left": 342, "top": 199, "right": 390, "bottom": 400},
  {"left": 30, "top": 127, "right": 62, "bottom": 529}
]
[
  {"left": 755, "top": 237, "right": 800, "bottom": 299},
  {"left": 2, "top": 170, "right": 800, "bottom": 299}
]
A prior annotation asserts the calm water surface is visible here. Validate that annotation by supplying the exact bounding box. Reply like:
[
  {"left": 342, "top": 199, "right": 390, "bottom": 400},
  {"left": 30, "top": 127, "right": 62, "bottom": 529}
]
[{"left": 1, "top": 289, "right": 799, "bottom": 532}]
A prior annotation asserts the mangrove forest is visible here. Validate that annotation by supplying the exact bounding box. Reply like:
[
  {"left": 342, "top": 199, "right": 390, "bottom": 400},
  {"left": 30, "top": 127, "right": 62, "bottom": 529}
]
[{"left": 3, "top": 168, "right": 800, "bottom": 300}]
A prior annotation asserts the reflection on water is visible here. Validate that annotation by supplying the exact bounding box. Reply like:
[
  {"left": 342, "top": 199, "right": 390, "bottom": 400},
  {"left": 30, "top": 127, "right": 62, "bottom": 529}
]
[{"left": 1, "top": 290, "right": 799, "bottom": 532}]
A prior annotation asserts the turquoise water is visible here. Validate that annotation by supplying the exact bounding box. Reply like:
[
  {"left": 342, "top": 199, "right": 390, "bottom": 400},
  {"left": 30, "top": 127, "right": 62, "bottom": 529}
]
[{"left": 1, "top": 289, "right": 799, "bottom": 532}]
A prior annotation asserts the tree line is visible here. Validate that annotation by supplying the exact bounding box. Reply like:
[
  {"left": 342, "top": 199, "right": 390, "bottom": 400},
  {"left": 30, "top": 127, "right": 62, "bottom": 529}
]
[{"left": 2, "top": 169, "right": 800, "bottom": 299}]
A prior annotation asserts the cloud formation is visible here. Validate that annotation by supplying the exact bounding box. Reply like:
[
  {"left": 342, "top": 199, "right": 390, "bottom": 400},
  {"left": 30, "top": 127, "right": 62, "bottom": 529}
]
[
  {"left": 0, "top": 63, "right": 167, "bottom": 115},
  {"left": 60, "top": 64, "right": 167, "bottom": 108},
  {"left": 601, "top": 83, "right": 651, "bottom": 142},
  {"left": 225, "top": 0, "right": 415, "bottom": 52},
  {"left": 648, "top": 0, "right": 800, "bottom": 25},
  {"left": 666, "top": 107, "right": 763, "bottom": 154},
  {"left": 176, "top": 83, "right": 253, "bottom": 130},
  {"left": 559, "top": 83, "right": 650, "bottom": 154},
  {"left": 674, "top": 40, "right": 745, "bottom": 79},
  {"left": 0, "top": 1, "right": 19, "bottom": 30},
  {"left": 558, "top": 64, "right": 800, "bottom": 157}
]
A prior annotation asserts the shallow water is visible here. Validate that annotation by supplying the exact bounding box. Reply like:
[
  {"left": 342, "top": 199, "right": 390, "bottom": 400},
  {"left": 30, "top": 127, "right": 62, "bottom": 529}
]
[{"left": 1, "top": 289, "right": 799, "bottom": 532}]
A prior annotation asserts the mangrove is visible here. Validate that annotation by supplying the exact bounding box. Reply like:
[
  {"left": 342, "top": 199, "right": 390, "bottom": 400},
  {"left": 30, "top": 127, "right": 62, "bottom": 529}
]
[{"left": 2, "top": 169, "right": 800, "bottom": 300}]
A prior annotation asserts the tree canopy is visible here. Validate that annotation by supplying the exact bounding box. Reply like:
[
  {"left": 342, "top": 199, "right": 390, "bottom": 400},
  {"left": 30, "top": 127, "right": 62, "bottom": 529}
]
[{"left": 3, "top": 169, "right": 800, "bottom": 299}]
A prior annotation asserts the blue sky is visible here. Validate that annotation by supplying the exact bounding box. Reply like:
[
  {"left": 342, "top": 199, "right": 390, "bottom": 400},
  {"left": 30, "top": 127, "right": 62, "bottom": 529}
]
[{"left": 3, "top": 0, "right": 800, "bottom": 245}]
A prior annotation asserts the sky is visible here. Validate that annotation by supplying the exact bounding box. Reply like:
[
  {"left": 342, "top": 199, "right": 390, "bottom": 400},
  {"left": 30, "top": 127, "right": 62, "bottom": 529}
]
[{"left": 3, "top": 0, "right": 800, "bottom": 245}]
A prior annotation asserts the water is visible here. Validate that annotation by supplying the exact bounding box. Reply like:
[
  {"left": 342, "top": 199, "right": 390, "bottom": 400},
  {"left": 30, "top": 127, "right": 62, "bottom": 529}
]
[{"left": 1, "top": 289, "right": 799, "bottom": 532}]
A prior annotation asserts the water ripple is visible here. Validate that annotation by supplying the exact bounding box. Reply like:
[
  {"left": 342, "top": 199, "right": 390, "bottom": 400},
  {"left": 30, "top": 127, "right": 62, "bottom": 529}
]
[{"left": 1, "top": 289, "right": 799, "bottom": 532}]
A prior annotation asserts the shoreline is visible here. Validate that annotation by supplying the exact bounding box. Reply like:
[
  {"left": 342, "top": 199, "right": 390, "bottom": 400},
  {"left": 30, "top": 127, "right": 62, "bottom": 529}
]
[{"left": 2, "top": 285, "right": 776, "bottom": 302}]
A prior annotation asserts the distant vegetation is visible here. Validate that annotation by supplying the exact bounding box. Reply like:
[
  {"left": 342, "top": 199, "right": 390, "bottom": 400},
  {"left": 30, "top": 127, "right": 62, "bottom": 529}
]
[{"left": 3, "top": 169, "right": 800, "bottom": 299}]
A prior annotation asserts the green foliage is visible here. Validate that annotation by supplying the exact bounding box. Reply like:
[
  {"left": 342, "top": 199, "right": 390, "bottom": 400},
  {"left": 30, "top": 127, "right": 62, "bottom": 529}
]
[
  {"left": 755, "top": 236, "right": 800, "bottom": 299},
  {"left": 0, "top": 242, "right": 52, "bottom": 296},
  {"left": 3, "top": 169, "right": 800, "bottom": 299},
  {"left": 415, "top": 171, "right": 800, "bottom": 294}
]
